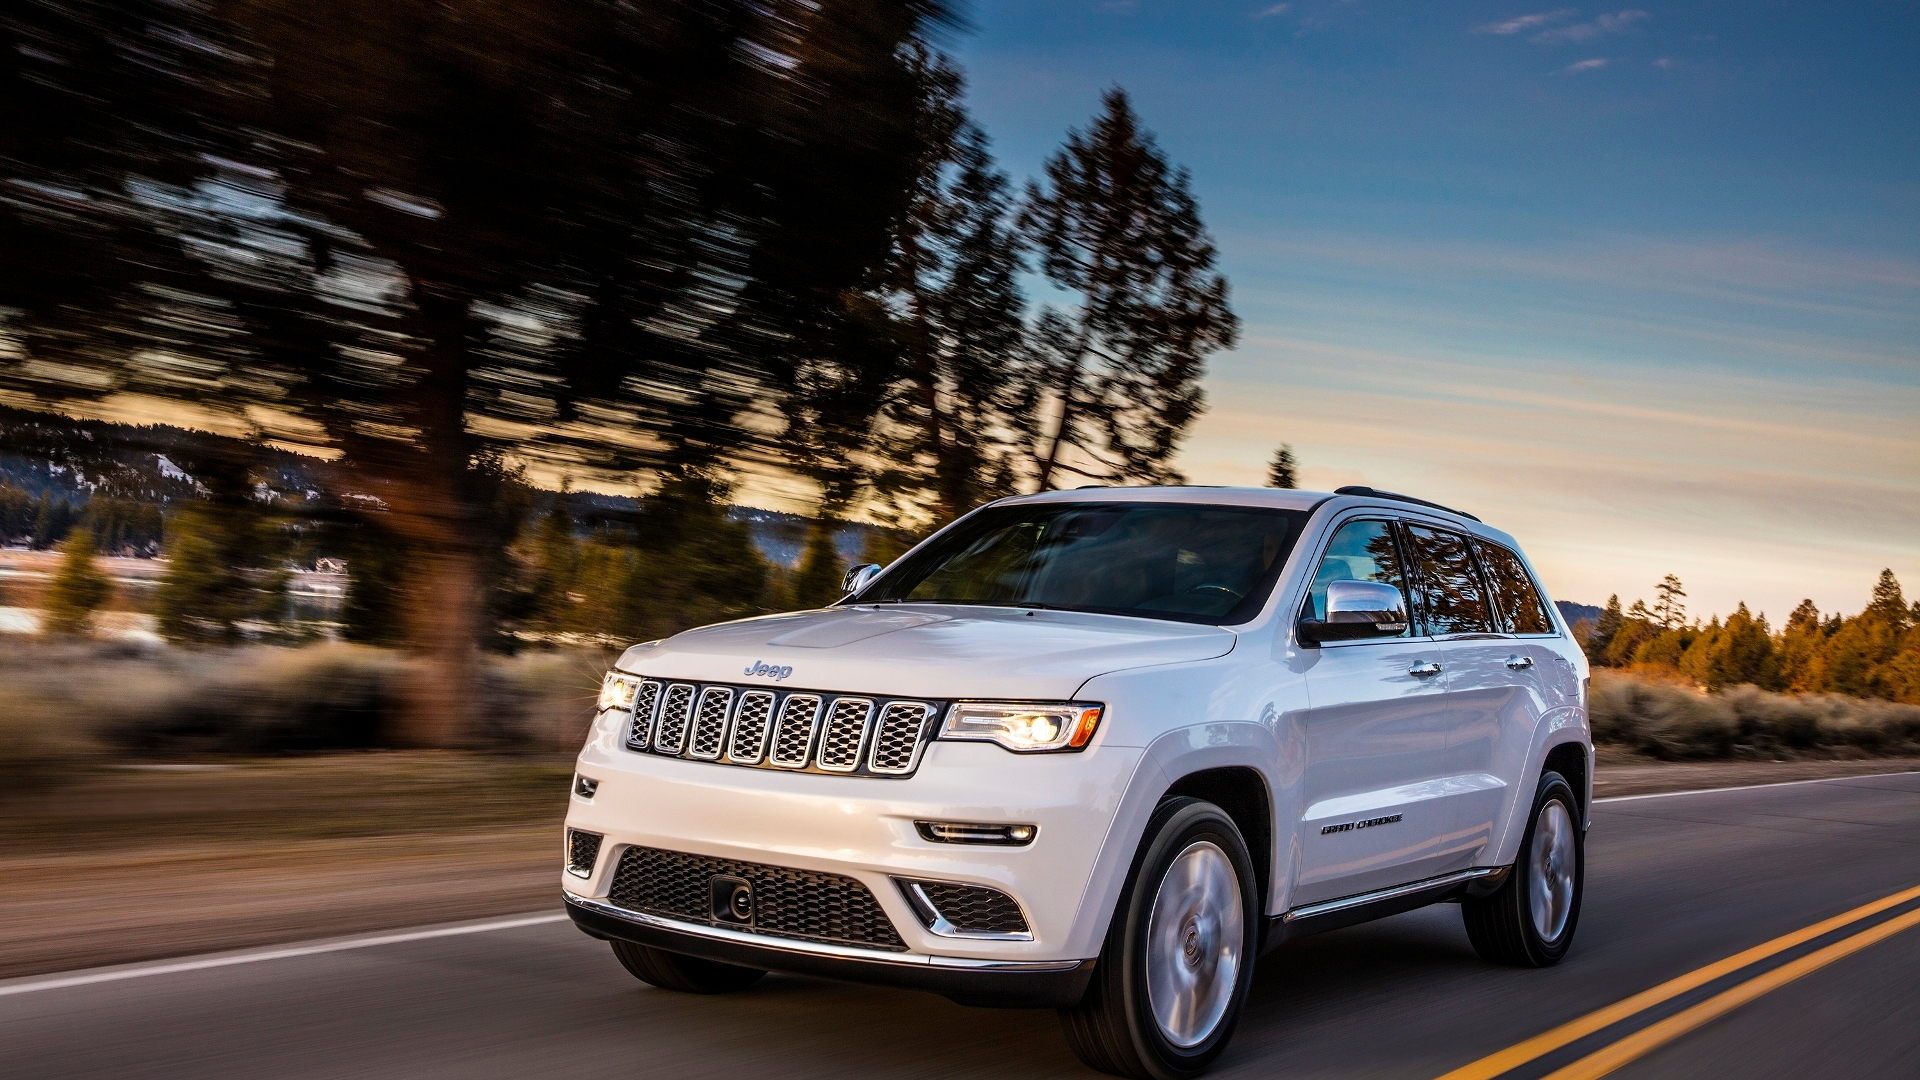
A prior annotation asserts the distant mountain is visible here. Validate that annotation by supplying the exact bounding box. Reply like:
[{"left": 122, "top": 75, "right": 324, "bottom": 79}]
[{"left": 1555, "top": 600, "right": 1603, "bottom": 627}]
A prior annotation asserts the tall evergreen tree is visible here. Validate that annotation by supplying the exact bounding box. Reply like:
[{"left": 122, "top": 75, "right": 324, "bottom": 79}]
[
  {"left": 1266, "top": 445, "right": 1299, "bottom": 489},
  {"left": 872, "top": 46, "right": 1028, "bottom": 528},
  {"left": 1652, "top": 574, "right": 1687, "bottom": 630},
  {"left": 1, "top": 0, "right": 952, "bottom": 743},
  {"left": 1019, "top": 89, "right": 1237, "bottom": 490}
]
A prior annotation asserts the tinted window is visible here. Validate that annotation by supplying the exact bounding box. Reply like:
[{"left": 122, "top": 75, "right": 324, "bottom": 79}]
[
  {"left": 859, "top": 502, "right": 1308, "bottom": 625},
  {"left": 1304, "top": 519, "right": 1410, "bottom": 638},
  {"left": 1478, "top": 541, "right": 1555, "bottom": 634},
  {"left": 1404, "top": 525, "right": 1492, "bottom": 635}
]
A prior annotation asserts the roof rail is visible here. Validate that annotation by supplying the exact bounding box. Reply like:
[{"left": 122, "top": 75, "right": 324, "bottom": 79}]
[{"left": 1334, "top": 485, "right": 1481, "bottom": 523}]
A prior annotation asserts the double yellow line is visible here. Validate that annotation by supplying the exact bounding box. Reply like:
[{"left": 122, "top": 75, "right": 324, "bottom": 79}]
[{"left": 1435, "top": 881, "right": 1920, "bottom": 1080}]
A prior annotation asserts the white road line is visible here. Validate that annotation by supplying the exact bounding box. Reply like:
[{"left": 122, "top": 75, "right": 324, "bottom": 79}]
[
  {"left": 0, "top": 912, "right": 568, "bottom": 999},
  {"left": 1597, "top": 770, "right": 1920, "bottom": 804}
]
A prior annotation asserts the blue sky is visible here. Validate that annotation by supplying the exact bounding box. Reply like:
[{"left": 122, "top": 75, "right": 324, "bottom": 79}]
[{"left": 946, "top": 0, "right": 1920, "bottom": 622}]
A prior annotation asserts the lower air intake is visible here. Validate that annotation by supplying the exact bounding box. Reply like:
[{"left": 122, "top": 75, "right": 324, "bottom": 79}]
[{"left": 608, "top": 846, "right": 906, "bottom": 951}]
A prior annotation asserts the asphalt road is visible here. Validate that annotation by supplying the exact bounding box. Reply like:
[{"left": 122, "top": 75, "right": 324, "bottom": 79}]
[{"left": 4, "top": 772, "right": 1917, "bottom": 1080}]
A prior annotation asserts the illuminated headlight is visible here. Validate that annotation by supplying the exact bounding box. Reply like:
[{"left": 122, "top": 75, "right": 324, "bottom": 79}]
[
  {"left": 597, "top": 672, "right": 640, "bottom": 714},
  {"left": 938, "top": 702, "right": 1103, "bottom": 753}
]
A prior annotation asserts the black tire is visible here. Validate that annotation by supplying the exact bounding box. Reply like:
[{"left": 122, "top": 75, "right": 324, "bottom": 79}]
[
  {"left": 609, "top": 940, "right": 766, "bottom": 994},
  {"left": 1463, "top": 770, "right": 1583, "bottom": 967},
  {"left": 1059, "top": 798, "right": 1260, "bottom": 1080}
]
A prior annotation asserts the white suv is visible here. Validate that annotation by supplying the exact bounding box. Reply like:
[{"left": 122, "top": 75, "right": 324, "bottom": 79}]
[{"left": 564, "top": 485, "right": 1590, "bottom": 1079}]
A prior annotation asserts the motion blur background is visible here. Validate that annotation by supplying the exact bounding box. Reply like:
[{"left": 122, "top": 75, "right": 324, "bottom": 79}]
[{"left": 0, "top": 0, "right": 1916, "bottom": 982}]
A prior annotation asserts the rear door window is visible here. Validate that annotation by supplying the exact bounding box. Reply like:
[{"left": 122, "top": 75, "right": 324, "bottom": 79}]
[
  {"left": 1304, "top": 519, "right": 1411, "bottom": 638},
  {"left": 1477, "top": 541, "right": 1556, "bottom": 634},
  {"left": 1403, "top": 525, "right": 1493, "bottom": 635}
]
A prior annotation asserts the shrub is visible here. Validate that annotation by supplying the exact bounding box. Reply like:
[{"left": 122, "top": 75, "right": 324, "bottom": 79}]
[
  {"left": 1592, "top": 672, "right": 1920, "bottom": 760},
  {"left": 0, "top": 641, "right": 609, "bottom": 761}
]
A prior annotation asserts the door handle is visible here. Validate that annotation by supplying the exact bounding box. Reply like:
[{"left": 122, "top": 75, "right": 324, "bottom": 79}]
[
  {"left": 1506, "top": 655, "right": 1535, "bottom": 671},
  {"left": 1408, "top": 662, "right": 1442, "bottom": 678}
]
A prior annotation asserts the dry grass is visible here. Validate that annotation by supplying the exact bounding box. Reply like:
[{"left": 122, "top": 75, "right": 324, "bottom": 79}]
[
  {"left": 1591, "top": 672, "right": 1920, "bottom": 760},
  {"left": 0, "top": 641, "right": 612, "bottom": 784}
]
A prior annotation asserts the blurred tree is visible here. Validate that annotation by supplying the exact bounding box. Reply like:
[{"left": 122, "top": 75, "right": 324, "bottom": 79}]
[
  {"left": 1, "top": 0, "right": 952, "bottom": 743},
  {"left": 42, "top": 527, "right": 112, "bottom": 635},
  {"left": 1266, "top": 445, "right": 1298, "bottom": 489},
  {"left": 872, "top": 46, "right": 1029, "bottom": 529},
  {"left": 1020, "top": 89, "right": 1237, "bottom": 490},
  {"left": 0, "top": 481, "right": 33, "bottom": 541},
  {"left": 30, "top": 492, "right": 73, "bottom": 550}
]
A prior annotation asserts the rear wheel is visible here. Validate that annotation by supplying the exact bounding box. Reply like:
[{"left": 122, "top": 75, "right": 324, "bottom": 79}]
[
  {"left": 1059, "top": 798, "right": 1259, "bottom": 1080},
  {"left": 1462, "top": 770, "right": 1583, "bottom": 966},
  {"left": 609, "top": 940, "right": 765, "bottom": 994}
]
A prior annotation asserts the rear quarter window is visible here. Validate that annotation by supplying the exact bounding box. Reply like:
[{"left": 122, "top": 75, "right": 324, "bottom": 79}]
[{"left": 1477, "top": 541, "right": 1556, "bottom": 635}]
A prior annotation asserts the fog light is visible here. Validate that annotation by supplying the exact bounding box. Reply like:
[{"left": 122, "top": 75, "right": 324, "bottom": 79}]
[
  {"left": 916, "top": 820, "right": 1037, "bottom": 846},
  {"left": 573, "top": 774, "right": 598, "bottom": 799}
]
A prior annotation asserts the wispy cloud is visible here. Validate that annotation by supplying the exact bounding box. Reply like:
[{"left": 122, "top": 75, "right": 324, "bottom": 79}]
[
  {"left": 1254, "top": 2, "right": 1290, "bottom": 16},
  {"left": 1532, "top": 9, "right": 1648, "bottom": 44},
  {"left": 1652, "top": 56, "right": 1674, "bottom": 68},
  {"left": 1477, "top": 9, "right": 1575, "bottom": 35},
  {"left": 1565, "top": 57, "right": 1608, "bottom": 72}
]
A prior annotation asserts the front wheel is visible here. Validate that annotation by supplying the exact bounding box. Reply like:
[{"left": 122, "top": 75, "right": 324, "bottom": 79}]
[
  {"left": 1059, "top": 797, "right": 1259, "bottom": 1080},
  {"left": 1462, "top": 769, "right": 1583, "bottom": 966}
]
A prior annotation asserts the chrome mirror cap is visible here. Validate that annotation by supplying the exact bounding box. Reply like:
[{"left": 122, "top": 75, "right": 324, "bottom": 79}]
[
  {"left": 842, "top": 563, "right": 884, "bottom": 596},
  {"left": 1299, "top": 580, "right": 1408, "bottom": 644}
]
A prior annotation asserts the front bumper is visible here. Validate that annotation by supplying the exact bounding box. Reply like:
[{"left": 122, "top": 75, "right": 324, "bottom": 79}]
[
  {"left": 565, "top": 725, "right": 1146, "bottom": 968},
  {"left": 565, "top": 893, "right": 1095, "bottom": 1008}
]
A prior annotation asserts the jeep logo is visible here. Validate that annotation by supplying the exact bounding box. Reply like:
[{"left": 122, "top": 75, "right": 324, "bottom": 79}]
[{"left": 743, "top": 660, "right": 793, "bottom": 681}]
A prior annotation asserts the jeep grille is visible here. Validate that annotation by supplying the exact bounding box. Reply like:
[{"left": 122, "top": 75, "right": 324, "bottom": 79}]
[{"left": 621, "top": 678, "right": 941, "bottom": 779}]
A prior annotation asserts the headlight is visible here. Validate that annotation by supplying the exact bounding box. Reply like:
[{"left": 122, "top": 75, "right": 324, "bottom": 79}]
[
  {"left": 938, "top": 702, "right": 1104, "bottom": 753},
  {"left": 597, "top": 672, "right": 640, "bottom": 713}
]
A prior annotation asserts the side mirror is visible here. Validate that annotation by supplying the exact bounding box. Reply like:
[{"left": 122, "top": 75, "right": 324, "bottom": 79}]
[
  {"left": 842, "top": 562, "right": 884, "bottom": 596},
  {"left": 1298, "top": 580, "right": 1409, "bottom": 645}
]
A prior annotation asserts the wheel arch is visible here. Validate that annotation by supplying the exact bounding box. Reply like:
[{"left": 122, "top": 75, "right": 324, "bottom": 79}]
[
  {"left": 1542, "top": 741, "right": 1590, "bottom": 828},
  {"left": 1162, "top": 766, "right": 1273, "bottom": 915}
]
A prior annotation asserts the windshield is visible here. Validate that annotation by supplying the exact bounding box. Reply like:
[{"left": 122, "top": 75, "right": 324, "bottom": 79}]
[{"left": 854, "top": 502, "right": 1310, "bottom": 625}]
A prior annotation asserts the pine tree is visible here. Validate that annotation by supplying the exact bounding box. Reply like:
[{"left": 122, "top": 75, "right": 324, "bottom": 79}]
[
  {"left": 42, "top": 528, "right": 112, "bottom": 635},
  {"left": 1586, "top": 594, "right": 1624, "bottom": 664},
  {"left": 872, "top": 46, "right": 1028, "bottom": 529},
  {"left": 1866, "top": 569, "right": 1909, "bottom": 629},
  {"left": 1266, "top": 445, "right": 1298, "bottom": 489},
  {"left": 1652, "top": 574, "right": 1687, "bottom": 630},
  {"left": 1020, "top": 89, "right": 1237, "bottom": 489}
]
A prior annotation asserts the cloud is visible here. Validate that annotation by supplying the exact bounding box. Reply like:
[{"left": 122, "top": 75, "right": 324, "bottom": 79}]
[
  {"left": 1652, "top": 56, "right": 1674, "bottom": 68},
  {"left": 1564, "top": 57, "right": 1608, "bottom": 72},
  {"left": 1532, "top": 9, "right": 1648, "bottom": 44},
  {"left": 1254, "top": 2, "right": 1290, "bottom": 16},
  {"left": 1476, "top": 9, "right": 1575, "bottom": 35}
]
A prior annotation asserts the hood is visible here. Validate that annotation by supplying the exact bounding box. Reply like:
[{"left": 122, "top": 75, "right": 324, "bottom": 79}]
[{"left": 615, "top": 603, "right": 1236, "bottom": 700}]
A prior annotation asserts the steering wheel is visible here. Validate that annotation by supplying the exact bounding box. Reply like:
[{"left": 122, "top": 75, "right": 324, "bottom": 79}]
[{"left": 1189, "top": 583, "right": 1243, "bottom": 600}]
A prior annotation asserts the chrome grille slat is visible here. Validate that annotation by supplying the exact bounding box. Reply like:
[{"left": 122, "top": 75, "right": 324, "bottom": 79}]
[
  {"left": 868, "top": 702, "right": 931, "bottom": 775},
  {"left": 726, "top": 691, "right": 777, "bottom": 763},
  {"left": 816, "top": 698, "right": 874, "bottom": 773},
  {"left": 688, "top": 687, "right": 734, "bottom": 760},
  {"left": 624, "top": 680, "right": 663, "bottom": 751},
  {"left": 653, "top": 683, "right": 696, "bottom": 755},
  {"left": 768, "top": 695, "right": 823, "bottom": 769}
]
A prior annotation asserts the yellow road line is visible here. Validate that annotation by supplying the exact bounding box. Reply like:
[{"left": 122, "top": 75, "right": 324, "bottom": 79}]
[
  {"left": 1431, "top": 881, "right": 1920, "bottom": 1080},
  {"left": 1541, "top": 905, "right": 1920, "bottom": 1080}
]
